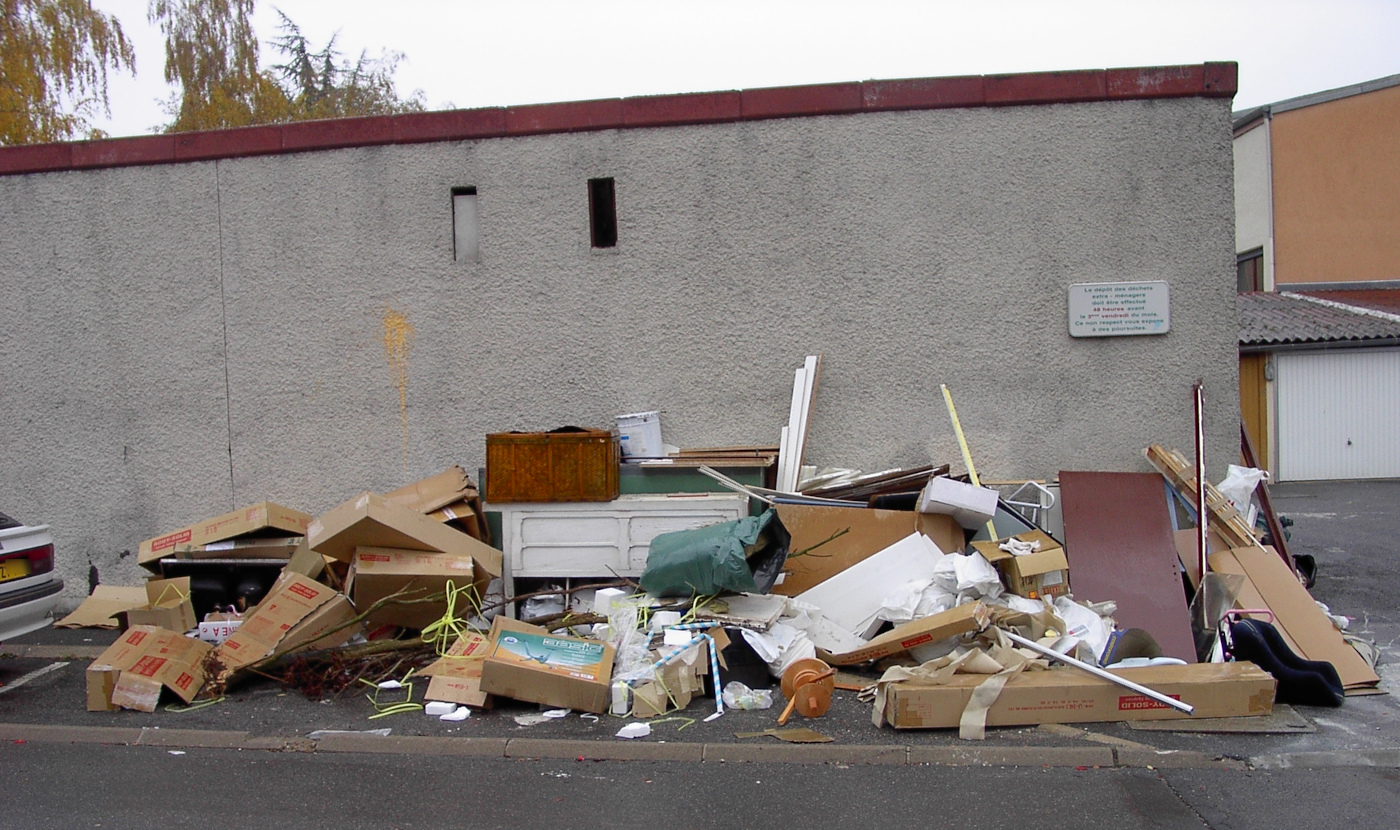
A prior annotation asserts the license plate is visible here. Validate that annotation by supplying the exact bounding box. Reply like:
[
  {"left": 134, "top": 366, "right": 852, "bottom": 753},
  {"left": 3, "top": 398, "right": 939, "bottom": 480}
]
[{"left": 0, "top": 558, "right": 31, "bottom": 582}]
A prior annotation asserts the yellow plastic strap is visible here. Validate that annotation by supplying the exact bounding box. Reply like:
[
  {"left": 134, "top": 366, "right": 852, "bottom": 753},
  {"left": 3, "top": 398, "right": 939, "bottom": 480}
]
[
  {"left": 164, "top": 696, "right": 224, "bottom": 713},
  {"left": 648, "top": 716, "right": 697, "bottom": 731},
  {"left": 360, "top": 676, "right": 424, "bottom": 719},
  {"left": 419, "top": 580, "right": 482, "bottom": 655},
  {"left": 152, "top": 582, "right": 190, "bottom": 605},
  {"left": 941, "top": 384, "right": 998, "bottom": 539}
]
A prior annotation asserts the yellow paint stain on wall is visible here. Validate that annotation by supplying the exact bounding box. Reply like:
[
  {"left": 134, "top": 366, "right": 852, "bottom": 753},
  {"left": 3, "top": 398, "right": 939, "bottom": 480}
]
[{"left": 382, "top": 306, "right": 415, "bottom": 477}]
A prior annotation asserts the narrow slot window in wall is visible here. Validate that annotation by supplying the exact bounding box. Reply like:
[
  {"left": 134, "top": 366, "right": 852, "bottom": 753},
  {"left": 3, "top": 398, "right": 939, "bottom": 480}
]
[
  {"left": 588, "top": 177, "right": 617, "bottom": 249},
  {"left": 452, "top": 187, "right": 479, "bottom": 263}
]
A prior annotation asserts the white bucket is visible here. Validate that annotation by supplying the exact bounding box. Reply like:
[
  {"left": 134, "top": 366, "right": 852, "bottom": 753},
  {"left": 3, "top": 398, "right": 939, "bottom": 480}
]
[{"left": 616, "top": 410, "right": 664, "bottom": 459}]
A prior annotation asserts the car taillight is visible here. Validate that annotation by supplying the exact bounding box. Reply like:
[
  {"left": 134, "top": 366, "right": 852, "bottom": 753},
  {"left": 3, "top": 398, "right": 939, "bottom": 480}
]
[{"left": 1, "top": 543, "right": 54, "bottom": 574}]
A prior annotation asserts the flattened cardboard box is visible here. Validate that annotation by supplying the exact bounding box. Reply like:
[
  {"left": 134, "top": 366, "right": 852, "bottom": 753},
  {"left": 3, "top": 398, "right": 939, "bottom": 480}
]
[
  {"left": 168, "top": 536, "right": 303, "bottom": 561},
  {"left": 307, "top": 491, "right": 502, "bottom": 578},
  {"left": 212, "top": 572, "right": 355, "bottom": 679},
  {"left": 881, "top": 661, "right": 1276, "bottom": 729},
  {"left": 774, "top": 504, "right": 963, "bottom": 596},
  {"left": 57, "top": 585, "right": 149, "bottom": 629},
  {"left": 818, "top": 602, "right": 988, "bottom": 666},
  {"left": 1211, "top": 546, "right": 1380, "bottom": 691},
  {"left": 87, "top": 625, "right": 212, "bottom": 712},
  {"left": 385, "top": 465, "right": 475, "bottom": 514},
  {"left": 139, "top": 502, "right": 311, "bottom": 569},
  {"left": 480, "top": 616, "right": 615, "bottom": 714},
  {"left": 420, "top": 631, "right": 492, "bottom": 708},
  {"left": 347, "top": 546, "right": 477, "bottom": 631},
  {"left": 123, "top": 576, "right": 198, "bottom": 633},
  {"left": 972, "top": 531, "right": 1070, "bottom": 600}
]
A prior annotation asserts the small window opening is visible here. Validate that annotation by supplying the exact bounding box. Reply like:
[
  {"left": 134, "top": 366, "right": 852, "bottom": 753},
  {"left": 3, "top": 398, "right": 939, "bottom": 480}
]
[
  {"left": 452, "top": 187, "right": 479, "bottom": 263},
  {"left": 1237, "top": 248, "right": 1263, "bottom": 292},
  {"left": 588, "top": 178, "right": 617, "bottom": 248}
]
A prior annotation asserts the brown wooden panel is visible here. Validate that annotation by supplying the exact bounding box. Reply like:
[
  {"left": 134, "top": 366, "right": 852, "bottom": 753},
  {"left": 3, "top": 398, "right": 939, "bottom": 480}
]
[{"left": 1058, "top": 471, "right": 1196, "bottom": 662}]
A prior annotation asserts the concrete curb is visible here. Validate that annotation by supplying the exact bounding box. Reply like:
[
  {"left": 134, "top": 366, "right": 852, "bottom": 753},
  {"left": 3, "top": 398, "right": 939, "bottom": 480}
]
[
  {"left": 1250, "top": 749, "right": 1400, "bottom": 769},
  {"left": 0, "top": 722, "right": 1305, "bottom": 769}
]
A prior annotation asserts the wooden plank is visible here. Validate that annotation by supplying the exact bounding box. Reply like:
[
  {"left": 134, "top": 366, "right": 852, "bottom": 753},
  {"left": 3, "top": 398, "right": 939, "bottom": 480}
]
[
  {"left": 794, "top": 354, "right": 821, "bottom": 480},
  {"left": 1145, "top": 445, "right": 1261, "bottom": 550},
  {"left": 779, "top": 365, "right": 806, "bottom": 491},
  {"left": 1240, "top": 422, "right": 1294, "bottom": 571},
  {"left": 1059, "top": 471, "right": 1197, "bottom": 663}
]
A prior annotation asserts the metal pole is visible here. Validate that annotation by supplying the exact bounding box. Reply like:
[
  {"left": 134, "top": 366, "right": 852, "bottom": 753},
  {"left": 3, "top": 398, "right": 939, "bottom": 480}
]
[
  {"left": 1000, "top": 629, "right": 1195, "bottom": 715},
  {"left": 1195, "top": 380, "right": 1209, "bottom": 583}
]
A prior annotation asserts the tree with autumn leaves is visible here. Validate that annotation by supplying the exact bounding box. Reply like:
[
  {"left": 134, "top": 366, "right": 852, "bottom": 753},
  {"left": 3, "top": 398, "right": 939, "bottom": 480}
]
[
  {"left": 1, "top": 0, "right": 423, "bottom": 145},
  {"left": 0, "top": 0, "right": 135, "bottom": 144}
]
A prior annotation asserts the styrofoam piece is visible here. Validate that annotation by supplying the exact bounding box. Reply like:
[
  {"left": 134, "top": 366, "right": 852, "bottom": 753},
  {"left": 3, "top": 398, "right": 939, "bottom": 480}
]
[
  {"left": 650, "top": 610, "right": 682, "bottom": 632},
  {"left": 424, "top": 701, "right": 457, "bottom": 716},
  {"left": 616, "top": 722, "right": 651, "bottom": 739},
  {"left": 439, "top": 706, "right": 471, "bottom": 722},
  {"left": 593, "top": 587, "right": 629, "bottom": 616},
  {"left": 663, "top": 627, "right": 694, "bottom": 646},
  {"left": 917, "top": 476, "right": 999, "bottom": 529}
]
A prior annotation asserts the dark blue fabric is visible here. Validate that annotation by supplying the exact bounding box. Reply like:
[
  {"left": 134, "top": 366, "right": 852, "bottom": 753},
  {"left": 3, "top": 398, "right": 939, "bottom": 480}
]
[{"left": 1229, "top": 618, "right": 1344, "bottom": 707}]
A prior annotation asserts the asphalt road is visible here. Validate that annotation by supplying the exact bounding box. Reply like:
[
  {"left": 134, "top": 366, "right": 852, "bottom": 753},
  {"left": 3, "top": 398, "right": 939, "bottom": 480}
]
[
  {"left": 2, "top": 741, "right": 1399, "bottom": 830},
  {"left": 1, "top": 479, "right": 1397, "bottom": 828}
]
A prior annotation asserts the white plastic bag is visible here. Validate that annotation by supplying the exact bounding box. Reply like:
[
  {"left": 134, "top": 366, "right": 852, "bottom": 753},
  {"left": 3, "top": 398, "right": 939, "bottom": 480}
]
[
  {"left": 721, "top": 681, "right": 774, "bottom": 710},
  {"left": 1052, "top": 596, "right": 1112, "bottom": 663},
  {"left": 954, "top": 552, "right": 1003, "bottom": 599},
  {"left": 1217, "top": 464, "right": 1268, "bottom": 520}
]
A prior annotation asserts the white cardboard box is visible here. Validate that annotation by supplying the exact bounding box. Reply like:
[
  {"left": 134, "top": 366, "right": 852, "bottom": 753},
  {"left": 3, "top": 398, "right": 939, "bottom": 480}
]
[{"left": 917, "top": 476, "right": 999, "bottom": 529}]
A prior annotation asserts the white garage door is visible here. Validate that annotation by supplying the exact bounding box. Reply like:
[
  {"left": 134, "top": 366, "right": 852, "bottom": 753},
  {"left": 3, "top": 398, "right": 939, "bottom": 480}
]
[{"left": 1276, "top": 348, "right": 1400, "bottom": 480}]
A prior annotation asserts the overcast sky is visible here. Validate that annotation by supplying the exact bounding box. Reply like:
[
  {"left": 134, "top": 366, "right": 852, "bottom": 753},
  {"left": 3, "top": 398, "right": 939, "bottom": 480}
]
[{"left": 88, "top": 0, "right": 1400, "bottom": 138}]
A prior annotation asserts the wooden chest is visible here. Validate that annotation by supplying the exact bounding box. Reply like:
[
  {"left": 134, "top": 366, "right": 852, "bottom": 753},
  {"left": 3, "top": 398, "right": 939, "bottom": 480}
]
[{"left": 485, "top": 428, "right": 620, "bottom": 503}]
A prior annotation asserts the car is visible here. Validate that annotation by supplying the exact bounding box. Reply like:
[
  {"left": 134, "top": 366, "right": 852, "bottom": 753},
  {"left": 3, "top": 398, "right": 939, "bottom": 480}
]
[{"left": 0, "top": 510, "right": 64, "bottom": 642}]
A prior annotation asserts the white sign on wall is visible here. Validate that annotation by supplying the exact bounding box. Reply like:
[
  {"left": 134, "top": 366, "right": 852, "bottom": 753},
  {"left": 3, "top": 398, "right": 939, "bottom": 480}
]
[{"left": 1068, "top": 281, "right": 1171, "bottom": 338}]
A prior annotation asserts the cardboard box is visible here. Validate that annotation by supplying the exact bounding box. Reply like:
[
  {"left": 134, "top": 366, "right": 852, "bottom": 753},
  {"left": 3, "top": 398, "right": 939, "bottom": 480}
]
[
  {"left": 169, "top": 536, "right": 303, "bottom": 560},
  {"left": 138, "top": 502, "right": 312, "bottom": 569},
  {"left": 917, "top": 476, "right": 999, "bottom": 529},
  {"left": 773, "top": 504, "right": 963, "bottom": 596},
  {"left": 421, "top": 631, "right": 493, "bottom": 708},
  {"left": 386, "top": 465, "right": 476, "bottom": 514},
  {"left": 631, "top": 642, "right": 709, "bottom": 718},
  {"left": 196, "top": 613, "right": 242, "bottom": 644},
  {"left": 880, "top": 661, "right": 1277, "bottom": 729},
  {"left": 972, "top": 531, "right": 1070, "bottom": 599},
  {"left": 283, "top": 541, "right": 329, "bottom": 579},
  {"left": 56, "top": 585, "right": 150, "bottom": 629},
  {"left": 123, "top": 577, "right": 198, "bottom": 633},
  {"left": 818, "top": 602, "right": 988, "bottom": 666},
  {"left": 428, "top": 498, "right": 487, "bottom": 542},
  {"left": 479, "top": 616, "right": 615, "bottom": 713},
  {"left": 306, "top": 491, "right": 502, "bottom": 578},
  {"left": 212, "top": 572, "right": 356, "bottom": 680},
  {"left": 1211, "top": 546, "right": 1380, "bottom": 691},
  {"left": 797, "top": 532, "right": 947, "bottom": 642},
  {"left": 1174, "top": 527, "right": 1231, "bottom": 588},
  {"left": 86, "top": 625, "right": 212, "bottom": 712},
  {"left": 347, "top": 546, "right": 477, "bottom": 631}
]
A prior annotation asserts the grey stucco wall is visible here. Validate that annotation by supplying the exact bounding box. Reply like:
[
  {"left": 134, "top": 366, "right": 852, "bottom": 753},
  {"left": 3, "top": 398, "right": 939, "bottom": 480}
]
[{"left": 1, "top": 96, "right": 1238, "bottom": 599}]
